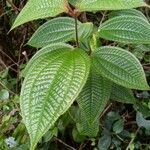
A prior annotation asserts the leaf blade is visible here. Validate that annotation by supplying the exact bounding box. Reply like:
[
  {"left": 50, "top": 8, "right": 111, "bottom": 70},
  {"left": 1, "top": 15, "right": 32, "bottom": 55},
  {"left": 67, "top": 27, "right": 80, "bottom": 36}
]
[
  {"left": 77, "top": 69, "right": 112, "bottom": 125},
  {"left": 92, "top": 46, "right": 149, "bottom": 90},
  {"left": 20, "top": 47, "right": 90, "bottom": 149},
  {"left": 11, "top": 0, "right": 68, "bottom": 30},
  {"left": 76, "top": 0, "right": 146, "bottom": 12},
  {"left": 28, "top": 17, "right": 80, "bottom": 48},
  {"left": 98, "top": 16, "right": 150, "bottom": 44}
]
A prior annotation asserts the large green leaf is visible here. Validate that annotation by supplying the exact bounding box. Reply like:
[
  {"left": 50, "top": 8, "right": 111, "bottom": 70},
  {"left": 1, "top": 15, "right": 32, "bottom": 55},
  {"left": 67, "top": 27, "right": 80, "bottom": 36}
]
[
  {"left": 98, "top": 16, "right": 150, "bottom": 44},
  {"left": 76, "top": 113, "right": 99, "bottom": 137},
  {"left": 92, "top": 46, "right": 149, "bottom": 90},
  {"left": 111, "top": 84, "right": 135, "bottom": 104},
  {"left": 28, "top": 17, "right": 93, "bottom": 48},
  {"left": 20, "top": 47, "right": 90, "bottom": 150},
  {"left": 28, "top": 17, "right": 80, "bottom": 48},
  {"left": 11, "top": 0, "right": 68, "bottom": 30},
  {"left": 22, "top": 43, "right": 74, "bottom": 77},
  {"left": 76, "top": 0, "right": 147, "bottom": 12},
  {"left": 77, "top": 69, "right": 112, "bottom": 125},
  {"left": 109, "top": 9, "right": 148, "bottom": 20}
]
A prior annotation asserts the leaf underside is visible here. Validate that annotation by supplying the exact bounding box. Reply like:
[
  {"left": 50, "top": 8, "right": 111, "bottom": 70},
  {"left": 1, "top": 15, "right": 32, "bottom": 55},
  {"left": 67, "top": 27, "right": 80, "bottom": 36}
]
[
  {"left": 20, "top": 47, "right": 90, "bottom": 149},
  {"left": 92, "top": 46, "right": 149, "bottom": 90}
]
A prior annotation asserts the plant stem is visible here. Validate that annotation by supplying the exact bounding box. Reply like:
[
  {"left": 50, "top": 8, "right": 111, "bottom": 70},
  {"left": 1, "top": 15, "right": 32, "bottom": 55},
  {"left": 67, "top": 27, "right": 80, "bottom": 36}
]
[
  {"left": 125, "top": 127, "right": 140, "bottom": 150},
  {"left": 75, "top": 15, "right": 79, "bottom": 48}
]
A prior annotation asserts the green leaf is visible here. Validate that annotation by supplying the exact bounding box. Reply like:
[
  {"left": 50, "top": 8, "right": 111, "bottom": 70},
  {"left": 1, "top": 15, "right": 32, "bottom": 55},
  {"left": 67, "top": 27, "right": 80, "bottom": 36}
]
[
  {"left": 28, "top": 17, "right": 81, "bottom": 48},
  {"left": 111, "top": 84, "right": 135, "bottom": 104},
  {"left": 109, "top": 9, "right": 148, "bottom": 20},
  {"left": 0, "top": 89, "right": 9, "bottom": 100},
  {"left": 98, "top": 130, "right": 111, "bottom": 150},
  {"left": 98, "top": 16, "right": 150, "bottom": 44},
  {"left": 28, "top": 17, "right": 93, "bottom": 48},
  {"left": 76, "top": 113, "right": 99, "bottom": 137},
  {"left": 22, "top": 43, "right": 74, "bottom": 77},
  {"left": 78, "top": 22, "right": 93, "bottom": 41},
  {"left": 11, "top": 0, "right": 68, "bottom": 30},
  {"left": 136, "top": 112, "right": 150, "bottom": 130},
  {"left": 76, "top": 0, "right": 147, "bottom": 12},
  {"left": 92, "top": 46, "right": 149, "bottom": 90},
  {"left": 77, "top": 69, "right": 112, "bottom": 125},
  {"left": 113, "top": 119, "right": 124, "bottom": 134},
  {"left": 20, "top": 47, "right": 90, "bottom": 149}
]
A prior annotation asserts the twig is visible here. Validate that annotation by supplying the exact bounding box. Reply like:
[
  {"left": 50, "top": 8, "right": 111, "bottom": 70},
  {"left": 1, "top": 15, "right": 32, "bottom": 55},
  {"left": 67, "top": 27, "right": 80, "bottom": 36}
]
[
  {"left": 100, "top": 11, "right": 107, "bottom": 25},
  {"left": 125, "top": 127, "right": 140, "bottom": 150},
  {"left": 6, "top": 0, "right": 19, "bottom": 13},
  {"left": 100, "top": 103, "right": 113, "bottom": 118},
  {"left": 75, "top": 15, "right": 79, "bottom": 48},
  {"left": 54, "top": 137, "right": 77, "bottom": 150},
  {"left": 0, "top": 82, "right": 16, "bottom": 95}
]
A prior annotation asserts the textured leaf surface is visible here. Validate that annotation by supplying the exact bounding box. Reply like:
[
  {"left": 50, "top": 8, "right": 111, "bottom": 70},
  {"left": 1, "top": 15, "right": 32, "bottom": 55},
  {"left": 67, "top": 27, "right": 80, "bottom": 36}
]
[
  {"left": 76, "top": 0, "right": 146, "bottom": 12},
  {"left": 111, "top": 84, "right": 135, "bottom": 104},
  {"left": 20, "top": 47, "right": 90, "bottom": 149},
  {"left": 77, "top": 70, "right": 112, "bottom": 125},
  {"left": 92, "top": 46, "right": 149, "bottom": 90},
  {"left": 77, "top": 113, "right": 99, "bottom": 137},
  {"left": 136, "top": 112, "right": 150, "bottom": 130},
  {"left": 28, "top": 17, "right": 80, "bottom": 48},
  {"left": 22, "top": 43, "right": 74, "bottom": 77},
  {"left": 98, "top": 16, "right": 150, "bottom": 44},
  {"left": 11, "top": 0, "right": 68, "bottom": 30},
  {"left": 78, "top": 22, "right": 93, "bottom": 41},
  {"left": 109, "top": 9, "right": 148, "bottom": 20}
]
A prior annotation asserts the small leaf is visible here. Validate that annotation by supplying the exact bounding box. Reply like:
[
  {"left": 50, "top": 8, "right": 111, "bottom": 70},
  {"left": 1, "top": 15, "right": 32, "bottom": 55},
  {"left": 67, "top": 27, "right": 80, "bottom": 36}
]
[
  {"left": 77, "top": 69, "right": 112, "bottom": 125},
  {"left": 98, "top": 16, "right": 150, "bottom": 44},
  {"left": 98, "top": 130, "right": 111, "bottom": 150},
  {"left": 111, "top": 84, "right": 135, "bottom": 104},
  {"left": 11, "top": 0, "right": 68, "bottom": 30},
  {"left": 113, "top": 119, "right": 124, "bottom": 134},
  {"left": 76, "top": 0, "right": 147, "bottom": 12},
  {"left": 28, "top": 17, "right": 81, "bottom": 48},
  {"left": 0, "top": 89, "right": 9, "bottom": 100},
  {"left": 92, "top": 46, "right": 149, "bottom": 90},
  {"left": 20, "top": 46, "right": 90, "bottom": 149},
  {"left": 109, "top": 9, "right": 148, "bottom": 20},
  {"left": 136, "top": 112, "right": 150, "bottom": 130}
]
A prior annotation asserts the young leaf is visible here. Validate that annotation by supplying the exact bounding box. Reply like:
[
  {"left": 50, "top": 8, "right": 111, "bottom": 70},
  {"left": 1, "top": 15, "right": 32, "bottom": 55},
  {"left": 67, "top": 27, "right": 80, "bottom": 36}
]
[
  {"left": 20, "top": 47, "right": 90, "bottom": 149},
  {"left": 92, "top": 46, "right": 149, "bottom": 90},
  {"left": 77, "top": 69, "right": 112, "bottom": 125},
  {"left": 11, "top": 0, "right": 68, "bottom": 30},
  {"left": 111, "top": 84, "right": 135, "bottom": 104},
  {"left": 98, "top": 16, "right": 150, "bottom": 44},
  {"left": 76, "top": 0, "right": 147, "bottom": 12},
  {"left": 109, "top": 9, "right": 148, "bottom": 21},
  {"left": 28, "top": 17, "right": 81, "bottom": 48}
]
